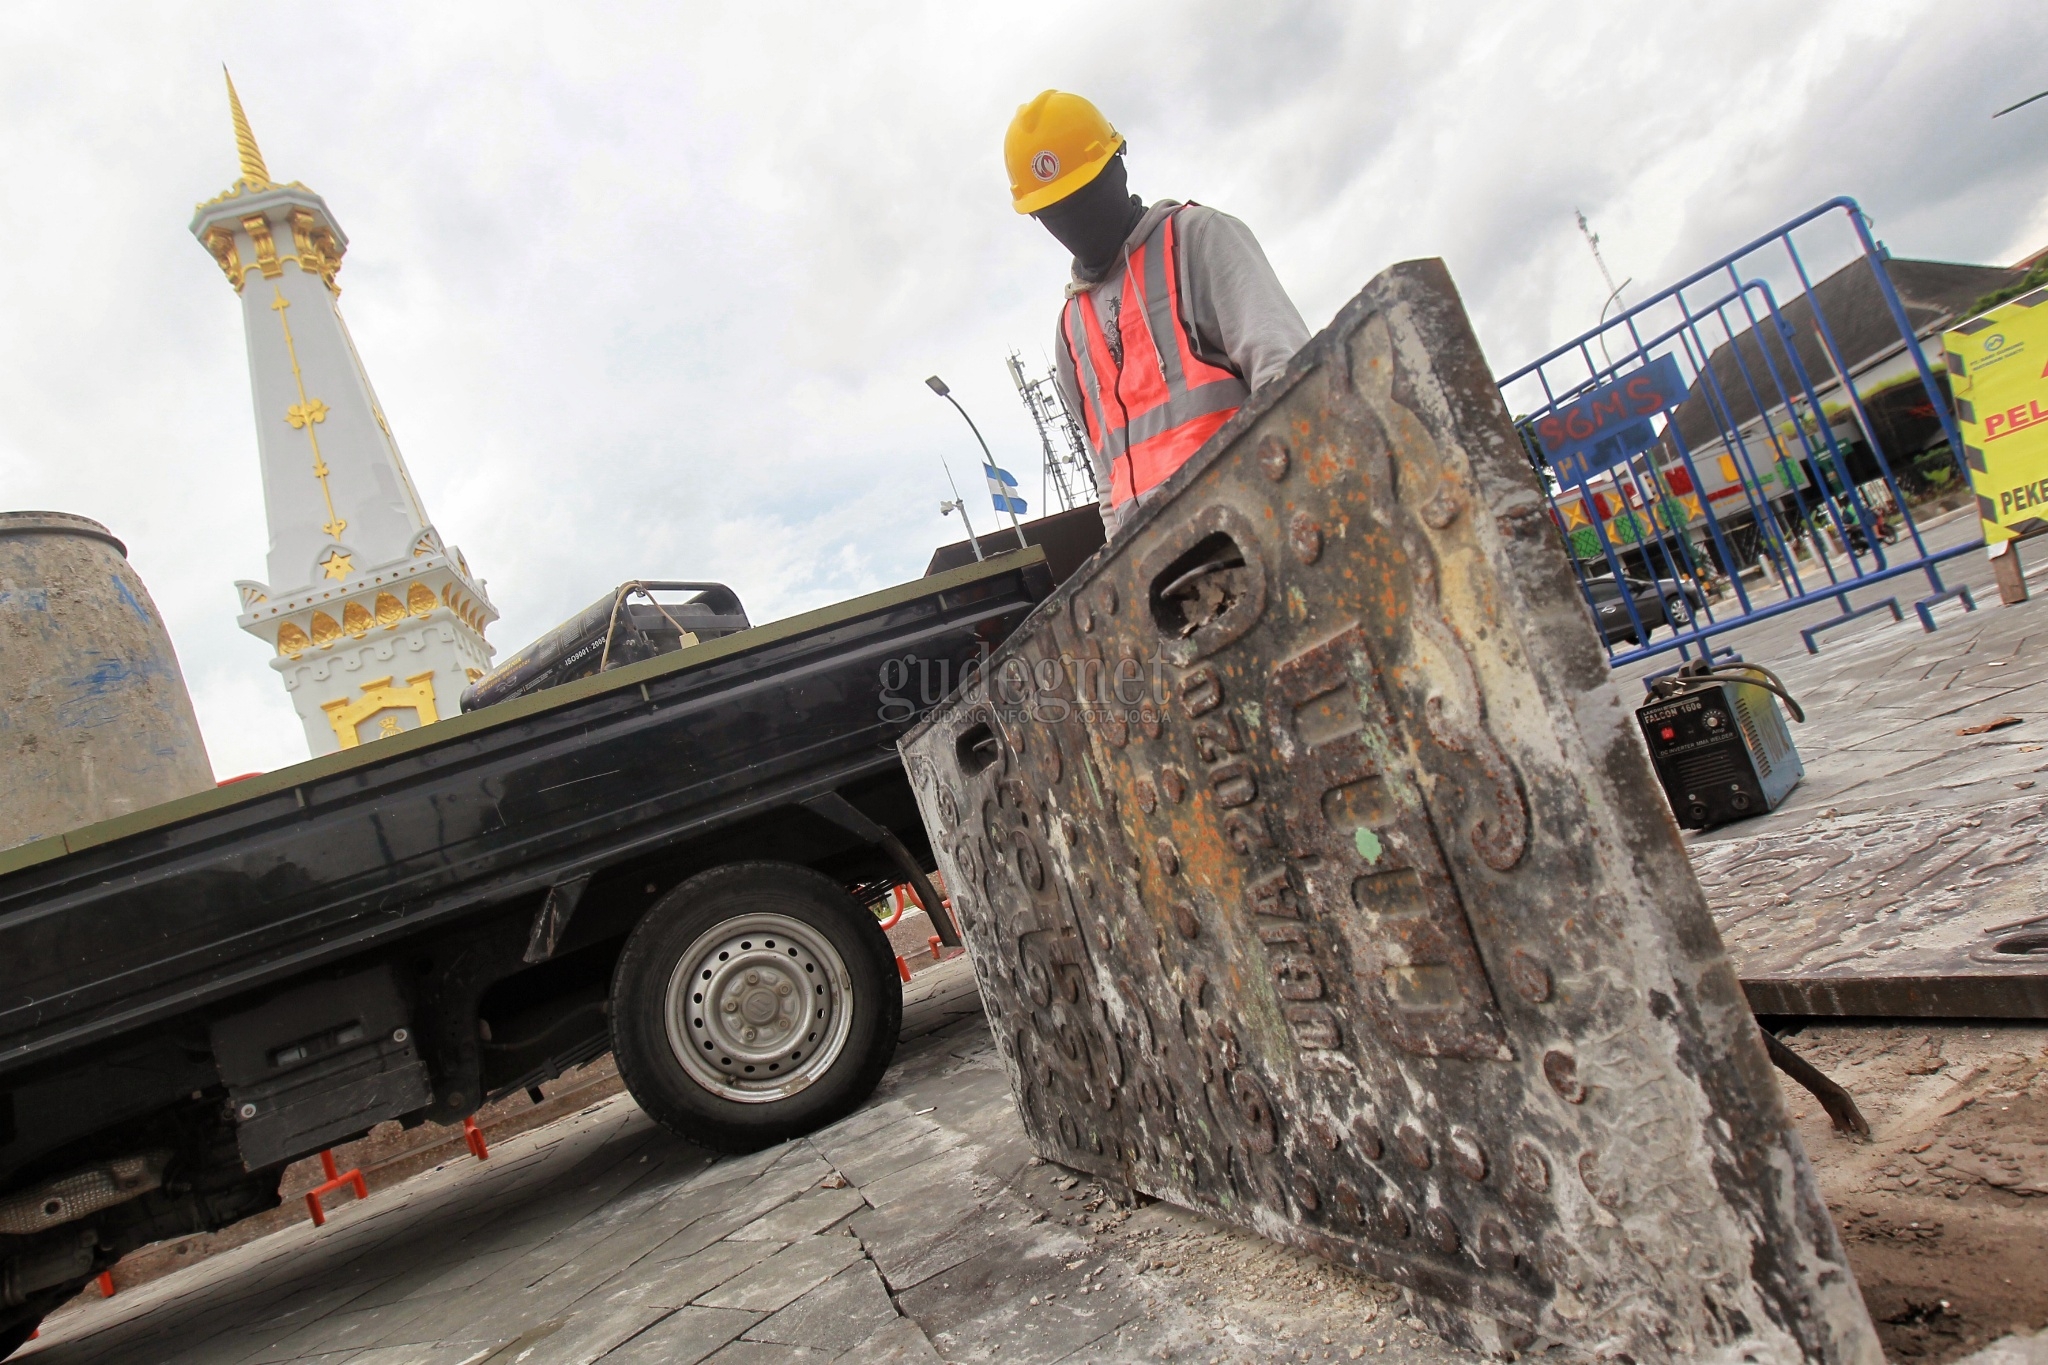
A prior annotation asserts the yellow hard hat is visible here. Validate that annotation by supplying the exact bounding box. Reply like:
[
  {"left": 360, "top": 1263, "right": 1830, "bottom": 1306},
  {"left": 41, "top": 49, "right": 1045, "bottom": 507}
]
[{"left": 1005, "top": 91, "right": 1124, "bottom": 214}]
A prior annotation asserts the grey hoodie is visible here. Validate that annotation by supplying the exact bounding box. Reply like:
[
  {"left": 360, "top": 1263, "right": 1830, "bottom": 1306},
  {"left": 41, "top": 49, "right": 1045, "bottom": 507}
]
[{"left": 1052, "top": 199, "right": 1310, "bottom": 531}]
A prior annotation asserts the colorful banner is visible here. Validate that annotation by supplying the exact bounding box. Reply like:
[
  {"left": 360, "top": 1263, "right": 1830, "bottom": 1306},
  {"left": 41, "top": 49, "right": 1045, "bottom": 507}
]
[
  {"left": 1532, "top": 354, "right": 1687, "bottom": 488},
  {"left": 1945, "top": 288, "right": 2048, "bottom": 543}
]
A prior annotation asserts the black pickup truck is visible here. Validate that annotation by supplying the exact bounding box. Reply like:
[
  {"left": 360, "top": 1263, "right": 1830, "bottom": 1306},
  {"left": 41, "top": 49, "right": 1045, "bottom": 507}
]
[{"left": 0, "top": 549, "right": 1051, "bottom": 1354}]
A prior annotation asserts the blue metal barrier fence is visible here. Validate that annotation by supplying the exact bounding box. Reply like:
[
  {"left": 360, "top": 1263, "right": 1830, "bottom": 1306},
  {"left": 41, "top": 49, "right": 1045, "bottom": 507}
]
[{"left": 1495, "top": 197, "right": 1983, "bottom": 665}]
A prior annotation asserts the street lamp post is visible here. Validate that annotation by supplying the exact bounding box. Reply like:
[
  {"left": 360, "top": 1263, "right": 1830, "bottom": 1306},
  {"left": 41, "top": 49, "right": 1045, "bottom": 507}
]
[
  {"left": 923, "top": 400, "right": 984, "bottom": 561},
  {"left": 926, "top": 375, "right": 1029, "bottom": 549}
]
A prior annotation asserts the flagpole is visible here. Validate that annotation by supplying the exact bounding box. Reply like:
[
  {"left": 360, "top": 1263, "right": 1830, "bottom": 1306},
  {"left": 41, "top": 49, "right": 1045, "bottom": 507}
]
[{"left": 926, "top": 376, "right": 1030, "bottom": 549}]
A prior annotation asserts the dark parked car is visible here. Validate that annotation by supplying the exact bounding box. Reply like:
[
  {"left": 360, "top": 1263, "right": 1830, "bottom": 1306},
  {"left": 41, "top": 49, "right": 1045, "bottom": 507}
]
[{"left": 1583, "top": 572, "right": 1705, "bottom": 644}]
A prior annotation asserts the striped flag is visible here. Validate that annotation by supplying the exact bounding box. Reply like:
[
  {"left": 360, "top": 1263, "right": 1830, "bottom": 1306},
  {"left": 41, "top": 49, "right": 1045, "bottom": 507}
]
[{"left": 985, "top": 463, "right": 1027, "bottom": 516}]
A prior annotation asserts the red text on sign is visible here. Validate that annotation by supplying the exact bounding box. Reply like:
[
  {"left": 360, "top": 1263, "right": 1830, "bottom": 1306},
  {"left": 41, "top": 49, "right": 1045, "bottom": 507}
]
[{"left": 1985, "top": 399, "right": 2048, "bottom": 441}]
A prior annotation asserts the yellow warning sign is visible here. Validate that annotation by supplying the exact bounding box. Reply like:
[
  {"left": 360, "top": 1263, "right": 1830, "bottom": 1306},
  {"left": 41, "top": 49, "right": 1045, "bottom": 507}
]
[{"left": 1945, "top": 288, "right": 2048, "bottom": 543}]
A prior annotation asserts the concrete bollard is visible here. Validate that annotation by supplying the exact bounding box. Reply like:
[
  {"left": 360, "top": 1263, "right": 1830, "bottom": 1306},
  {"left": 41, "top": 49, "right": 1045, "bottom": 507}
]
[
  {"left": 1989, "top": 538, "right": 2029, "bottom": 606},
  {"left": 0, "top": 512, "right": 214, "bottom": 849}
]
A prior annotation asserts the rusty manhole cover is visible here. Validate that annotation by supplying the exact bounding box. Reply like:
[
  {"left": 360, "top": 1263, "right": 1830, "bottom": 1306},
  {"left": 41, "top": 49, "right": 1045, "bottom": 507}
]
[{"left": 902, "top": 261, "right": 1879, "bottom": 1362}]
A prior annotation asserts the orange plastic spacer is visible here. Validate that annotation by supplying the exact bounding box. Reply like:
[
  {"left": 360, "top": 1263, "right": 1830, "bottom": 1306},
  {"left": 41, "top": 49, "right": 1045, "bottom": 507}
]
[
  {"left": 463, "top": 1115, "right": 490, "bottom": 1161},
  {"left": 96, "top": 1270, "right": 114, "bottom": 1298},
  {"left": 303, "top": 1148, "right": 368, "bottom": 1227},
  {"left": 896, "top": 955, "right": 912, "bottom": 983}
]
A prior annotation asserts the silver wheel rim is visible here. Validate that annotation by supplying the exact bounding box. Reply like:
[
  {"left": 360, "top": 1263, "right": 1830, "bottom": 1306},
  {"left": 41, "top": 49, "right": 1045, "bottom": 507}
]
[{"left": 664, "top": 912, "right": 855, "bottom": 1104}]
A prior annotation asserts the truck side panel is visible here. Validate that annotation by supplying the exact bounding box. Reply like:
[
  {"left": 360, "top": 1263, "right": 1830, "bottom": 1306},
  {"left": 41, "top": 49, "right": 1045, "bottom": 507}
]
[{"left": 0, "top": 556, "right": 1049, "bottom": 1079}]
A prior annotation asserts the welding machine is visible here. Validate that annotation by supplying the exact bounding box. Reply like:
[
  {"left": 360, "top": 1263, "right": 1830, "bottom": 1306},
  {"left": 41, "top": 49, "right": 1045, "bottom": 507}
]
[{"left": 1636, "top": 660, "right": 1804, "bottom": 830}]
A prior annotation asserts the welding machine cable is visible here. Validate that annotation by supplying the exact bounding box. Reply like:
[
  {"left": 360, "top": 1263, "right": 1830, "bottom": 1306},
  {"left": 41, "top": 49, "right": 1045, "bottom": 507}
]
[{"left": 1646, "top": 660, "right": 1805, "bottom": 723}]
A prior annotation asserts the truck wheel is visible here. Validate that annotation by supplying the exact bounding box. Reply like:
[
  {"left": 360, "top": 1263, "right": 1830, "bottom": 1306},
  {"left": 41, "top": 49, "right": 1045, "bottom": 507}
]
[{"left": 611, "top": 861, "right": 901, "bottom": 1152}]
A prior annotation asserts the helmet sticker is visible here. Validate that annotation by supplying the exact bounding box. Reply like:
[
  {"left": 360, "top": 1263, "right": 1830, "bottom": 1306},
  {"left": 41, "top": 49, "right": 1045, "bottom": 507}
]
[{"left": 1030, "top": 150, "right": 1060, "bottom": 182}]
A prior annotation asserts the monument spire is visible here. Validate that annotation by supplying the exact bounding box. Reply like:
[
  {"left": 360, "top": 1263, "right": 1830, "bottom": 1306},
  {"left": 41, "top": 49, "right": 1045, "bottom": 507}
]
[
  {"left": 222, "top": 68, "right": 272, "bottom": 191},
  {"left": 192, "top": 74, "right": 496, "bottom": 758}
]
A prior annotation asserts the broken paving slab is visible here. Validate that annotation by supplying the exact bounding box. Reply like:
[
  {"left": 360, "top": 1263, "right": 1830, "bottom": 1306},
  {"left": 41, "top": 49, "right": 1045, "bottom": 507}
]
[
  {"left": 645, "top": 1153, "right": 837, "bottom": 1255},
  {"left": 239, "top": 1290, "right": 457, "bottom": 1362},
  {"left": 640, "top": 1169, "right": 808, "bottom": 1256},
  {"left": 842, "top": 1179, "right": 1014, "bottom": 1292},
  {"left": 626, "top": 1237, "right": 781, "bottom": 1309},
  {"left": 698, "top": 1340, "right": 838, "bottom": 1364},
  {"left": 739, "top": 1259, "right": 899, "bottom": 1348},
  {"left": 852, "top": 1186, "right": 1068, "bottom": 1296},
  {"left": 475, "top": 1297, "right": 669, "bottom": 1365},
  {"left": 727, "top": 1184, "right": 867, "bottom": 1242},
  {"left": 642, "top": 1209, "right": 768, "bottom": 1269},
  {"left": 693, "top": 1232, "right": 865, "bottom": 1313},
  {"left": 807, "top": 1097, "right": 922, "bottom": 1152},
  {"left": 842, "top": 1316, "right": 946, "bottom": 1364},
  {"left": 893, "top": 1241, "right": 1146, "bottom": 1364},
  {"left": 815, "top": 1114, "right": 960, "bottom": 1188},
  {"left": 693, "top": 1137, "right": 821, "bottom": 1191},
  {"left": 901, "top": 258, "right": 1883, "bottom": 1364},
  {"left": 522, "top": 1210, "right": 699, "bottom": 1304},
  {"left": 856, "top": 1143, "right": 992, "bottom": 1211},
  {"left": 342, "top": 1344, "right": 499, "bottom": 1365},
  {"left": 598, "top": 1305, "right": 758, "bottom": 1365}
]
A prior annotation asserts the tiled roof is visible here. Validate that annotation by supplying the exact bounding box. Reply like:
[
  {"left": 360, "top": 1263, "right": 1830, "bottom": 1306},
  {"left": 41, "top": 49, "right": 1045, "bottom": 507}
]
[{"left": 1669, "top": 255, "right": 2019, "bottom": 449}]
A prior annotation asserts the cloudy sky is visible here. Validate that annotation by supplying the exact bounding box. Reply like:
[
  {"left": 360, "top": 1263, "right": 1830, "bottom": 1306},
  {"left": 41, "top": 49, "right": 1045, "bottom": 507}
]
[{"left": 1, "top": 1, "right": 2043, "bottom": 777}]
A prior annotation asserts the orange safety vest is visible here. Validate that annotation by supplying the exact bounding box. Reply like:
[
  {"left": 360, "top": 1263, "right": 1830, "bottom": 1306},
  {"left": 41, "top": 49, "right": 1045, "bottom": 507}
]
[{"left": 1061, "top": 207, "right": 1250, "bottom": 508}]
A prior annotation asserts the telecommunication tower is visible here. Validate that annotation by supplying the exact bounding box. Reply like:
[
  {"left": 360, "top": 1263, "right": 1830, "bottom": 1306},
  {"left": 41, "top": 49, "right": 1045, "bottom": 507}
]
[{"left": 1006, "top": 353, "right": 1097, "bottom": 512}]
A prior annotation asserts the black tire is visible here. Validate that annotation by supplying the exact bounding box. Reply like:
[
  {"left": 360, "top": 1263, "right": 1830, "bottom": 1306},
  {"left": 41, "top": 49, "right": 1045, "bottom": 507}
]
[
  {"left": 1664, "top": 594, "right": 1692, "bottom": 628},
  {"left": 610, "top": 861, "right": 901, "bottom": 1152}
]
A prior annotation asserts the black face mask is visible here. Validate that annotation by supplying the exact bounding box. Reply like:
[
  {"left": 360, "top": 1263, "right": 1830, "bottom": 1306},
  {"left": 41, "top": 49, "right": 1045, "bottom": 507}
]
[{"left": 1032, "top": 153, "right": 1145, "bottom": 275}]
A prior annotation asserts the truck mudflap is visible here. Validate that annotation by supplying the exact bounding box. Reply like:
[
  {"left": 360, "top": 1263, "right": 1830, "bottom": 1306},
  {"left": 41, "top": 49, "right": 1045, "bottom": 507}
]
[{"left": 899, "top": 260, "right": 1882, "bottom": 1363}]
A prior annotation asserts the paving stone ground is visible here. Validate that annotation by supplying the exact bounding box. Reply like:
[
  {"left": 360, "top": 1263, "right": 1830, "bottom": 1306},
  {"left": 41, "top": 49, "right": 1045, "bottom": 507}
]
[
  {"left": 1612, "top": 507, "right": 2048, "bottom": 837},
  {"left": 19, "top": 509, "right": 2048, "bottom": 1365},
  {"left": 19, "top": 966, "right": 1458, "bottom": 1365}
]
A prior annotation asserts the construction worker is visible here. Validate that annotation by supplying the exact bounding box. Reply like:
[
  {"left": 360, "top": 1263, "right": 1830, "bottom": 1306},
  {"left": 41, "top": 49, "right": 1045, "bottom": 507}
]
[{"left": 1007, "top": 90, "right": 1310, "bottom": 533}]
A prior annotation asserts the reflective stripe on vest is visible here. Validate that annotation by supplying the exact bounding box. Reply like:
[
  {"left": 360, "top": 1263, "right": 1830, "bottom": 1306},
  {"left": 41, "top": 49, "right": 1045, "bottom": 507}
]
[{"left": 1061, "top": 208, "right": 1250, "bottom": 508}]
